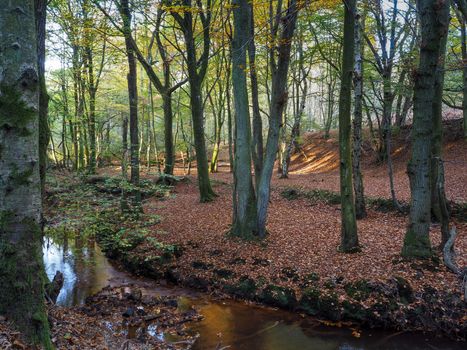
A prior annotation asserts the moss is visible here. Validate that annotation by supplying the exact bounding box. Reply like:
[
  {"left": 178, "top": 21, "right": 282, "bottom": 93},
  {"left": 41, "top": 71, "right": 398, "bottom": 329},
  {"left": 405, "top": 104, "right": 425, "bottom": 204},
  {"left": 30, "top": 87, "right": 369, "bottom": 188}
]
[
  {"left": 0, "top": 83, "right": 35, "bottom": 135},
  {"left": 213, "top": 268, "right": 234, "bottom": 279},
  {"left": 192, "top": 261, "right": 212, "bottom": 270},
  {"left": 224, "top": 276, "right": 257, "bottom": 299},
  {"left": 319, "top": 293, "right": 341, "bottom": 321},
  {"left": 395, "top": 276, "right": 414, "bottom": 304},
  {"left": 281, "top": 188, "right": 301, "bottom": 200},
  {"left": 9, "top": 164, "right": 34, "bottom": 187},
  {"left": 281, "top": 267, "right": 300, "bottom": 281},
  {"left": 342, "top": 300, "right": 367, "bottom": 322},
  {"left": 344, "top": 280, "right": 371, "bottom": 301},
  {"left": 299, "top": 287, "right": 321, "bottom": 315},
  {"left": 252, "top": 257, "right": 270, "bottom": 266},
  {"left": 0, "top": 210, "right": 14, "bottom": 231},
  {"left": 260, "top": 285, "right": 297, "bottom": 309},
  {"left": 0, "top": 218, "right": 52, "bottom": 349},
  {"left": 368, "top": 197, "right": 409, "bottom": 213},
  {"left": 280, "top": 187, "right": 341, "bottom": 205},
  {"left": 401, "top": 228, "right": 432, "bottom": 259}
]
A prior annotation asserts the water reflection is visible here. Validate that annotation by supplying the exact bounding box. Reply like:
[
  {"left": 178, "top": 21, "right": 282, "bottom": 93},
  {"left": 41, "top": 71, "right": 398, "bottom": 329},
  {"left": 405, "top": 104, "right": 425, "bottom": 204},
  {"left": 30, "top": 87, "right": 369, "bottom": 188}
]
[
  {"left": 190, "top": 300, "right": 465, "bottom": 350},
  {"left": 43, "top": 234, "right": 115, "bottom": 306}
]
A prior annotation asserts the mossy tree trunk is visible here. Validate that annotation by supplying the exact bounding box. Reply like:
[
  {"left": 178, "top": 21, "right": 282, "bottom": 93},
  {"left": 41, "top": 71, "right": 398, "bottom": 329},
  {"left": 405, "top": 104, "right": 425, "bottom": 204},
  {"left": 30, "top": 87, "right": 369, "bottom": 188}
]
[
  {"left": 338, "top": 0, "right": 359, "bottom": 252},
  {"left": 0, "top": 1, "right": 52, "bottom": 347},
  {"left": 402, "top": 0, "right": 450, "bottom": 258},
  {"left": 231, "top": 0, "right": 258, "bottom": 238}
]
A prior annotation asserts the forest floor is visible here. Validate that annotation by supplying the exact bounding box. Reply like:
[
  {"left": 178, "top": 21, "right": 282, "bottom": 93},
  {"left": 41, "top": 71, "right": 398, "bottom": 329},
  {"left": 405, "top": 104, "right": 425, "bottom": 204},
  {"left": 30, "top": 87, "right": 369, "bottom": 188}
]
[{"left": 95, "top": 121, "right": 467, "bottom": 339}]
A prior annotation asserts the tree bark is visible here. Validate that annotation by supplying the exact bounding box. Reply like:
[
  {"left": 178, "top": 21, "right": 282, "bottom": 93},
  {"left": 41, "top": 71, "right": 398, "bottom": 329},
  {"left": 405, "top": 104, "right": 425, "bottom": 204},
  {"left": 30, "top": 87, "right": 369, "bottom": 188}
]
[
  {"left": 35, "top": 0, "right": 49, "bottom": 202},
  {"left": 248, "top": 2, "right": 263, "bottom": 186},
  {"left": 430, "top": 4, "right": 450, "bottom": 244},
  {"left": 352, "top": 4, "right": 367, "bottom": 219},
  {"left": 0, "top": 1, "right": 52, "bottom": 347},
  {"left": 169, "top": 0, "right": 216, "bottom": 202},
  {"left": 231, "top": 0, "right": 258, "bottom": 238},
  {"left": 402, "top": 0, "right": 450, "bottom": 258},
  {"left": 255, "top": 0, "right": 299, "bottom": 237},
  {"left": 338, "top": 0, "right": 359, "bottom": 252},
  {"left": 119, "top": 0, "right": 141, "bottom": 209}
]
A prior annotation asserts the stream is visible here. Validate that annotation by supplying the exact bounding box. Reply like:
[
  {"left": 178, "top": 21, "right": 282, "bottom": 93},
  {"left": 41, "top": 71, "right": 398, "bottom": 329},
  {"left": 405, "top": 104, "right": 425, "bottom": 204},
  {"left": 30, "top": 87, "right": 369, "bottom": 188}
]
[{"left": 43, "top": 234, "right": 464, "bottom": 350}]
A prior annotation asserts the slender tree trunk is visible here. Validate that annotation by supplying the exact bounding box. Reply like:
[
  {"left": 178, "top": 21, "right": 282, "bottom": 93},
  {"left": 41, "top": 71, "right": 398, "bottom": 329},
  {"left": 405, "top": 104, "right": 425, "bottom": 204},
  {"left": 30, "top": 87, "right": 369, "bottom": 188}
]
[
  {"left": 163, "top": 93, "right": 175, "bottom": 174},
  {"left": 170, "top": 0, "right": 215, "bottom": 202},
  {"left": 35, "top": 0, "right": 49, "bottom": 202},
  {"left": 121, "top": 115, "right": 129, "bottom": 211},
  {"left": 402, "top": 0, "right": 449, "bottom": 258},
  {"left": 248, "top": 2, "right": 263, "bottom": 186},
  {"left": 120, "top": 0, "right": 140, "bottom": 208},
  {"left": 352, "top": 5, "right": 367, "bottom": 219},
  {"left": 282, "top": 41, "right": 307, "bottom": 179},
  {"left": 338, "top": 0, "right": 359, "bottom": 252},
  {"left": 0, "top": 2, "right": 52, "bottom": 347},
  {"left": 231, "top": 0, "right": 258, "bottom": 237},
  {"left": 62, "top": 114, "right": 67, "bottom": 168},
  {"left": 226, "top": 59, "right": 234, "bottom": 173},
  {"left": 210, "top": 108, "right": 223, "bottom": 173},
  {"left": 461, "top": 16, "right": 467, "bottom": 139},
  {"left": 256, "top": 0, "right": 299, "bottom": 237}
]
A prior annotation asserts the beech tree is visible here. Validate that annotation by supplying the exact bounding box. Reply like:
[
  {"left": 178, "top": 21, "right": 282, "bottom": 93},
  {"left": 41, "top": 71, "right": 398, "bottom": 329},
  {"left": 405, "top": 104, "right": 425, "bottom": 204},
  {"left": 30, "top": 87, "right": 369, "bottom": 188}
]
[
  {"left": 402, "top": 0, "right": 450, "bottom": 258},
  {"left": 231, "top": 0, "right": 257, "bottom": 237},
  {"left": 0, "top": 1, "right": 52, "bottom": 347},
  {"left": 119, "top": 0, "right": 141, "bottom": 208},
  {"left": 166, "top": 0, "right": 217, "bottom": 202}
]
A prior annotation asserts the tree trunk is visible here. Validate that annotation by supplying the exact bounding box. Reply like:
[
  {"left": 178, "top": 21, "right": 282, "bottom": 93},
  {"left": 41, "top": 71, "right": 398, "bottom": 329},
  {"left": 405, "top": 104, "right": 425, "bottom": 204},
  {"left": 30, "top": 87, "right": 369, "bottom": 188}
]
[
  {"left": 0, "top": 1, "right": 52, "bottom": 347},
  {"left": 256, "top": 0, "right": 299, "bottom": 237},
  {"left": 430, "top": 5, "right": 450, "bottom": 244},
  {"left": 173, "top": 0, "right": 216, "bottom": 202},
  {"left": 338, "top": 0, "right": 359, "bottom": 252},
  {"left": 352, "top": 5, "right": 367, "bottom": 219},
  {"left": 163, "top": 93, "right": 175, "bottom": 175},
  {"left": 35, "top": 0, "right": 49, "bottom": 202},
  {"left": 120, "top": 0, "right": 141, "bottom": 209},
  {"left": 226, "top": 57, "right": 234, "bottom": 173},
  {"left": 402, "top": 0, "right": 449, "bottom": 258},
  {"left": 282, "top": 41, "right": 307, "bottom": 179},
  {"left": 121, "top": 115, "right": 129, "bottom": 211},
  {"left": 248, "top": 2, "right": 263, "bottom": 186},
  {"left": 231, "top": 0, "right": 258, "bottom": 238},
  {"left": 461, "top": 15, "right": 467, "bottom": 139}
]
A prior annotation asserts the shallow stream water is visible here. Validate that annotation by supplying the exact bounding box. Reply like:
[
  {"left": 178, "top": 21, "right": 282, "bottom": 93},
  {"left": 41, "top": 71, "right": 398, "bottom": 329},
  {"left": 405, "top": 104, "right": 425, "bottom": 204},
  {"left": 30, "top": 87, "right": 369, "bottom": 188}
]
[{"left": 43, "top": 234, "right": 465, "bottom": 350}]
